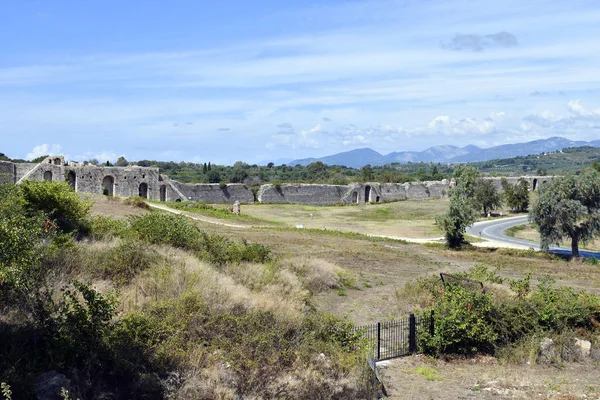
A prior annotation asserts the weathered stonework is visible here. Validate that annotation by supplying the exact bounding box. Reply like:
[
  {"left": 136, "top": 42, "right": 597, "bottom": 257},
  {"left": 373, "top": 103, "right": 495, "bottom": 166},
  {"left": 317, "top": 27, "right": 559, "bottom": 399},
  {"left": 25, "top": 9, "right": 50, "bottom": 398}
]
[{"left": 4, "top": 156, "right": 554, "bottom": 206}]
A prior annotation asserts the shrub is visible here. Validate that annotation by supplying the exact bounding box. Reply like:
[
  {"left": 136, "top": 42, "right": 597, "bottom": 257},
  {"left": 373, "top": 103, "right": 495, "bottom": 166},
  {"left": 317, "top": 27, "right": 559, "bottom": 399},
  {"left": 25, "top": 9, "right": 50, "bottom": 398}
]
[
  {"left": 88, "top": 215, "right": 128, "bottom": 240},
  {"left": 419, "top": 284, "right": 498, "bottom": 356},
  {"left": 124, "top": 196, "right": 150, "bottom": 209},
  {"left": 99, "top": 239, "right": 158, "bottom": 286},
  {"left": 20, "top": 180, "right": 91, "bottom": 235},
  {"left": 128, "top": 212, "right": 202, "bottom": 250}
]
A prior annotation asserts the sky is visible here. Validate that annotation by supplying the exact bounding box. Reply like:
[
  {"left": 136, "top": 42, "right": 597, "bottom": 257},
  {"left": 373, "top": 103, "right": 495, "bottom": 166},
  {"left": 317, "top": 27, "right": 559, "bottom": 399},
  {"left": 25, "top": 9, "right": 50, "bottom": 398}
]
[{"left": 2, "top": 0, "right": 600, "bottom": 165}]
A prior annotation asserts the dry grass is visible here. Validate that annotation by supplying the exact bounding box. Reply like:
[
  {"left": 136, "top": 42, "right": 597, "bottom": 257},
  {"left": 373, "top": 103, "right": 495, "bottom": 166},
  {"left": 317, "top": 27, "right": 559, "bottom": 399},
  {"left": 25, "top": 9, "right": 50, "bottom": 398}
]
[{"left": 242, "top": 199, "right": 449, "bottom": 238}]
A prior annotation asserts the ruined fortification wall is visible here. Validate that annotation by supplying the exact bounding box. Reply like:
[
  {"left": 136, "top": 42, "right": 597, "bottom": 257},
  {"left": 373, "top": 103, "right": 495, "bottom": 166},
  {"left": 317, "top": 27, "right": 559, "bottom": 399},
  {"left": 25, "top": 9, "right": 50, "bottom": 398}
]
[
  {"left": 258, "top": 184, "right": 349, "bottom": 205},
  {"left": 0, "top": 161, "right": 16, "bottom": 184},
  {"left": 7, "top": 155, "right": 554, "bottom": 207},
  {"left": 172, "top": 182, "right": 255, "bottom": 203}
]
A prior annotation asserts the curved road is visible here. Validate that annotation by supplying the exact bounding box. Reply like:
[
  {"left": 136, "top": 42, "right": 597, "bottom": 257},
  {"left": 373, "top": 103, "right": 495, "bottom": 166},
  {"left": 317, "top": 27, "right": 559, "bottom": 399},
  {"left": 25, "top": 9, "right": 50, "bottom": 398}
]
[{"left": 466, "top": 215, "right": 600, "bottom": 258}]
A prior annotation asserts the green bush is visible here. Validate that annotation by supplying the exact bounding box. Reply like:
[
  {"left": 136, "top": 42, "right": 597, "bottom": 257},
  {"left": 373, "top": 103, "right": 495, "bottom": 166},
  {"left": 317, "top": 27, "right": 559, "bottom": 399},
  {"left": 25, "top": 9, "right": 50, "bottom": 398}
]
[
  {"left": 88, "top": 215, "right": 128, "bottom": 240},
  {"left": 419, "top": 284, "right": 497, "bottom": 355},
  {"left": 20, "top": 180, "right": 91, "bottom": 235},
  {"left": 128, "top": 212, "right": 202, "bottom": 249},
  {"left": 128, "top": 212, "right": 270, "bottom": 265},
  {"left": 124, "top": 196, "right": 150, "bottom": 209},
  {"left": 99, "top": 239, "right": 158, "bottom": 286}
]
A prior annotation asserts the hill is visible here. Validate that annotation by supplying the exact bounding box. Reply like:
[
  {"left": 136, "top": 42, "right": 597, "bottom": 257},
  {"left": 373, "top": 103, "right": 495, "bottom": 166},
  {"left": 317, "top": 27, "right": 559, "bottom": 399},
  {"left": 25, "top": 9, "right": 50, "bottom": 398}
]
[{"left": 288, "top": 137, "right": 600, "bottom": 168}]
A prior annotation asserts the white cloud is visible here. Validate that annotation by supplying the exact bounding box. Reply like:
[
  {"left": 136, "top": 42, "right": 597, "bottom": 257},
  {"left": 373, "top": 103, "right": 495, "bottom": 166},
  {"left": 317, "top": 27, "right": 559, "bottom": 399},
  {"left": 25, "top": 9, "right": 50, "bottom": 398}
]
[{"left": 26, "top": 144, "right": 63, "bottom": 160}]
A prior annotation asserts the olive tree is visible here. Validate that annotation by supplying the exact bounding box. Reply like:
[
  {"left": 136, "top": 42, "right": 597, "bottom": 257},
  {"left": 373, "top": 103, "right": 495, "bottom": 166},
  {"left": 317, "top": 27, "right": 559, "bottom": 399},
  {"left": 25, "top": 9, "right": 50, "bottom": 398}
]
[
  {"left": 501, "top": 178, "right": 530, "bottom": 212},
  {"left": 436, "top": 166, "right": 479, "bottom": 248},
  {"left": 474, "top": 179, "right": 502, "bottom": 216},
  {"left": 530, "top": 171, "right": 600, "bottom": 257}
]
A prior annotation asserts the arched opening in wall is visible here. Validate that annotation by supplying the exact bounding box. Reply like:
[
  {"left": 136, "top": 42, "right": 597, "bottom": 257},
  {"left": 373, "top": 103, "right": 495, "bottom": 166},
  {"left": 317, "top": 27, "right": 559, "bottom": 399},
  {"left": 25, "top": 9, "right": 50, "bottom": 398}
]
[
  {"left": 102, "top": 176, "right": 115, "bottom": 196},
  {"left": 352, "top": 191, "right": 358, "bottom": 203},
  {"left": 175, "top": 198, "right": 182, "bottom": 202},
  {"left": 376, "top": 196, "right": 380, "bottom": 203},
  {"left": 66, "top": 171, "right": 77, "bottom": 191},
  {"left": 365, "top": 186, "right": 371, "bottom": 203},
  {"left": 532, "top": 179, "right": 538, "bottom": 191},
  {"left": 160, "top": 185, "right": 167, "bottom": 202},
  {"left": 43, "top": 171, "right": 52, "bottom": 181},
  {"left": 54, "top": 158, "right": 61, "bottom": 165},
  {"left": 139, "top": 182, "right": 148, "bottom": 199}
]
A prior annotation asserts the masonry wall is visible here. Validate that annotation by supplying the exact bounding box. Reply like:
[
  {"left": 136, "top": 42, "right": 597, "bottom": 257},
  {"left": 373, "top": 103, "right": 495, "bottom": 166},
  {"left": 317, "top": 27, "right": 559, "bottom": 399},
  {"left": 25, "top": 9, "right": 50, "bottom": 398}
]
[
  {"left": 66, "top": 166, "right": 162, "bottom": 200},
  {"left": 172, "top": 182, "right": 255, "bottom": 203},
  {"left": 0, "top": 161, "right": 16, "bottom": 184},
  {"left": 9, "top": 156, "right": 554, "bottom": 206},
  {"left": 258, "top": 184, "right": 350, "bottom": 205}
]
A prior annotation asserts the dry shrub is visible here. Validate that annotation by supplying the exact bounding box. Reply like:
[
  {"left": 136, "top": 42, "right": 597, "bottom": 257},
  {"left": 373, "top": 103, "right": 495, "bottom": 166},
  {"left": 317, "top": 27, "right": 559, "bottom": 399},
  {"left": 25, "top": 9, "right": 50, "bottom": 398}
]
[
  {"left": 265, "top": 354, "right": 364, "bottom": 399},
  {"left": 283, "top": 256, "right": 342, "bottom": 293},
  {"left": 393, "top": 279, "right": 436, "bottom": 315}
]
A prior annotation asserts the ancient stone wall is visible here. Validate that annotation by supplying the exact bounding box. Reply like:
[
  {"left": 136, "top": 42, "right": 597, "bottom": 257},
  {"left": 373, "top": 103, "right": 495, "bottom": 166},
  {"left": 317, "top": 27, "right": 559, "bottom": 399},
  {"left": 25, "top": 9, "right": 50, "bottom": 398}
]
[
  {"left": 258, "top": 184, "right": 349, "bottom": 205},
  {"left": 0, "top": 161, "right": 16, "bottom": 184},
  {"left": 7, "top": 156, "right": 554, "bottom": 206},
  {"left": 172, "top": 182, "right": 255, "bottom": 203}
]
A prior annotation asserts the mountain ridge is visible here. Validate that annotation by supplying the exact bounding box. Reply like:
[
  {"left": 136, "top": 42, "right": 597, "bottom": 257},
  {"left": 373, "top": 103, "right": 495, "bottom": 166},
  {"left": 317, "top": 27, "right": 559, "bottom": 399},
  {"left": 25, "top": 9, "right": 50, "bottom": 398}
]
[{"left": 287, "top": 137, "right": 599, "bottom": 168}]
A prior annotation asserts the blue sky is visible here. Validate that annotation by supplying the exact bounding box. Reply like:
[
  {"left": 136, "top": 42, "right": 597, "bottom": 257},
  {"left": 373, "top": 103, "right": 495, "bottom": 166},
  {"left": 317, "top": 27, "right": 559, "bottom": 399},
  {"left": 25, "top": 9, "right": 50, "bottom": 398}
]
[{"left": 2, "top": 0, "right": 600, "bottom": 164}]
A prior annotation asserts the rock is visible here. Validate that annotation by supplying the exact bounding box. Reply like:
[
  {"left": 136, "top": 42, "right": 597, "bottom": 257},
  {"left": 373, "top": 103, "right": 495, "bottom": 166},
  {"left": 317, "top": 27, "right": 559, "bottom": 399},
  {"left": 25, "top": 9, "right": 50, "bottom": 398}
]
[
  {"left": 575, "top": 338, "right": 592, "bottom": 358},
  {"left": 538, "top": 337, "right": 556, "bottom": 364},
  {"left": 34, "top": 371, "right": 69, "bottom": 400},
  {"left": 561, "top": 338, "right": 592, "bottom": 362},
  {"left": 233, "top": 200, "right": 240, "bottom": 215},
  {"left": 590, "top": 347, "right": 600, "bottom": 361}
]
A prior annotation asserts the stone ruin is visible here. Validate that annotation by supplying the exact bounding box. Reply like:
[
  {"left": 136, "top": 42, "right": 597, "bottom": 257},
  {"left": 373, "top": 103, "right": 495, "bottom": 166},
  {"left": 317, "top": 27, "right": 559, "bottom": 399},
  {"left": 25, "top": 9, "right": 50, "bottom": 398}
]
[{"left": 1, "top": 155, "right": 554, "bottom": 206}]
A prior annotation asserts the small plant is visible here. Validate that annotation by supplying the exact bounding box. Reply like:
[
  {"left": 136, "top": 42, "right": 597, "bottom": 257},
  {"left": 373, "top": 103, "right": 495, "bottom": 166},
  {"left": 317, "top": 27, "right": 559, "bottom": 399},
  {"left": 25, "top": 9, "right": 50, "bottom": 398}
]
[
  {"left": 337, "top": 288, "right": 347, "bottom": 296},
  {"left": 124, "top": 196, "right": 150, "bottom": 209},
  {"left": 406, "top": 366, "right": 443, "bottom": 381},
  {"left": 1, "top": 383, "right": 12, "bottom": 400},
  {"left": 508, "top": 271, "right": 532, "bottom": 298}
]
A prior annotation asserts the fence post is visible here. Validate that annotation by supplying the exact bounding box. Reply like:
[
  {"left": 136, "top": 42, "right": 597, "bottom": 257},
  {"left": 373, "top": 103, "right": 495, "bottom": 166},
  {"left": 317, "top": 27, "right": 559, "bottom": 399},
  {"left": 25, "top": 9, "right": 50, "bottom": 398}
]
[
  {"left": 409, "top": 314, "right": 416, "bottom": 354},
  {"left": 377, "top": 322, "right": 381, "bottom": 360},
  {"left": 430, "top": 310, "right": 435, "bottom": 337}
]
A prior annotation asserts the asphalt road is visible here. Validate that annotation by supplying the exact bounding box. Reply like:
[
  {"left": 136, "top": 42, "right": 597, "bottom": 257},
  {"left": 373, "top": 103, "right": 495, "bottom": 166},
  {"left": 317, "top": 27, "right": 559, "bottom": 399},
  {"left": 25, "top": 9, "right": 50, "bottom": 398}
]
[{"left": 466, "top": 215, "right": 600, "bottom": 258}]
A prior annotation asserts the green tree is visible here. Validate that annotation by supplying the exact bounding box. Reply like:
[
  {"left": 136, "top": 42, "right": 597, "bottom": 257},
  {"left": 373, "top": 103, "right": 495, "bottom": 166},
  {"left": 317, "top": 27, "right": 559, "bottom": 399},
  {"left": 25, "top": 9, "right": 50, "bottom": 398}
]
[
  {"left": 436, "top": 166, "right": 479, "bottom": 248},
  {"left": 115, "top": 156, "right": 129, "bottom": 167},
  {"left": 474, "top": 179, "right": 502, "bottom": 215},
  {"left": 306, "top": 161, "right": 328, "bottom": 181},
  {"left": 203, "top": 163, "right": 207, "bottom": 174},
  {"left": 360, "top": 164, "right": 375, "bottom": 182},
  {"left": 530, "top": 171, "right": 600, "bottom": 257},
  {"left": 207, "top": 170, "right": 221, "bottom": 183},
  {"left": 207, "top": 162, "right": 212, "bottom": 171},
  {"left": 501, "top": 178, "right": 530, "bottom": 212}
]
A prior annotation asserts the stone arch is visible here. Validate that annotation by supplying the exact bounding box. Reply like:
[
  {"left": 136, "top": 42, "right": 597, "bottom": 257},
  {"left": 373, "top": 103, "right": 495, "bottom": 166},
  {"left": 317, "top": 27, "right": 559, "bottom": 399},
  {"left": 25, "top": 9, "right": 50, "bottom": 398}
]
[
  {"left": 175, "top": 198, "right": 182, "bottom": 202},
  {"left": 66, "top": 170, "right": 77, "bottom": 191},
  {"left": 102, "top": 176, "right": 115, "bottom": 196},
  {"left": 532, "top": 179, "right": 538, "bottom": 191},
  {"left": 139, "top": 182, "right": 148, "bottom": 198},
  {"left": 54, "top": 158, "right": 62, "bottom": 165},
  {"left": 376, "top": 196, "right": 380, "bottom": 203},
  {"left": 365, "top": 185, "right": 371, "bottom": 203},
  {"left": 43, "top": 171, "right": 52, "bottom": 181},
  {"left": 352, "top": 191, "right": 358, "bottom": 203},
  {"left": 160, "top": 185, "right": 167, "bottom": 202}
]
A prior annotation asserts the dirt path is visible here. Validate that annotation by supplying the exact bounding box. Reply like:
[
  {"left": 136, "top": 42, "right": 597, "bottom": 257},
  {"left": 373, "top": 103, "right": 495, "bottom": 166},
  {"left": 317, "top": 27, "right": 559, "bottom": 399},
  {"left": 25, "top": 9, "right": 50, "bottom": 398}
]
[
  {"left": 147, "top": 202, "right": 250, "bottom": 228},
  {"left": 381, "top": 355, "right": 600, "bottom": 399}
]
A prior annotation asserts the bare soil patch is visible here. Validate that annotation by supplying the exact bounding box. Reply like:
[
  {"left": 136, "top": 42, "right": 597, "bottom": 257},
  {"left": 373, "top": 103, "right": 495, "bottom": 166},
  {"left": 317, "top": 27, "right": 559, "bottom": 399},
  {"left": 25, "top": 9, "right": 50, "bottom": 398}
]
[{"left": 382, "top": 355, "right": 600, "bottom": 399}]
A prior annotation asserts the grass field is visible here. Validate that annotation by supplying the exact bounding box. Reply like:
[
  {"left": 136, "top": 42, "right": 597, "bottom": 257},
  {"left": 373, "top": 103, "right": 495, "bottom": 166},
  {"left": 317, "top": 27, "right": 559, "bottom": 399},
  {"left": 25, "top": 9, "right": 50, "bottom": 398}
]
[{"left": 242, "top": 199, "right": 449, "bottom": 238}]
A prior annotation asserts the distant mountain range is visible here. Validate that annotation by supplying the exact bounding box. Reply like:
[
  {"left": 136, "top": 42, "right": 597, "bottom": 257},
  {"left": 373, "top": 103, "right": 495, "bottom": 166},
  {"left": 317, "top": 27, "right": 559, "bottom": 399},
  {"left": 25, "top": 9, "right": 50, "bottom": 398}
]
[{"left": 287, "top": 137, "right": 600, "bottom": 168}]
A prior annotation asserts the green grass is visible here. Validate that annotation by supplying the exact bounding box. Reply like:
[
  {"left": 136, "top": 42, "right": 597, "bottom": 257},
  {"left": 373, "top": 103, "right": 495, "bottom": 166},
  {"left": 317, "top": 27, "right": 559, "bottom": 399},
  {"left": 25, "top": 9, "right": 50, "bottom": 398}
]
[
  {"left": 153, "top": 200, "right": 281, "bottom": 225},
  {"left": 505, "top": 224, "right": 528, "bottom": 238},
  {"left": 405, "top": 366, "right": 443, "bottom": 381}
]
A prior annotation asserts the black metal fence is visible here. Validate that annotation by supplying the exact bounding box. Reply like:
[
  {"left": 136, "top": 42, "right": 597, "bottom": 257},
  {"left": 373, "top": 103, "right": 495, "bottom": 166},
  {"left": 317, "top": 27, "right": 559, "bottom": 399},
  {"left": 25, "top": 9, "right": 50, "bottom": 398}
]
[{"left": 353, "top": 311, "right": 434, "bottom": 361}]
